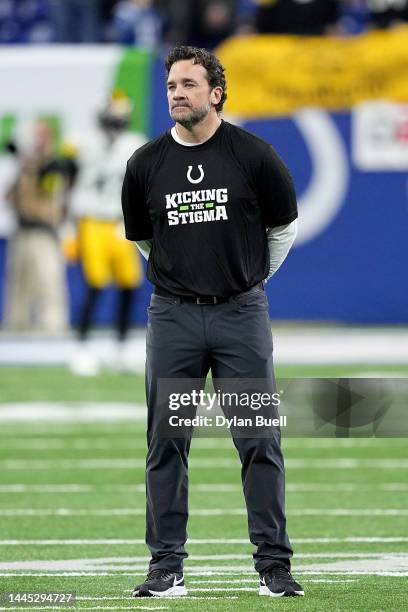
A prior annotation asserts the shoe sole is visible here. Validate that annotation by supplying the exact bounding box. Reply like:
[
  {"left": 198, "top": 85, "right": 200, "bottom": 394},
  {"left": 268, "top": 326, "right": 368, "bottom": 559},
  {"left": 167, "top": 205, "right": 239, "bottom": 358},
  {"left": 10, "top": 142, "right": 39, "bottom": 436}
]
[
  {"left": 133, "top": 586, "right": 187, "bottom": 598},
  {"left": 259, "top": 585, "right": 305, "bottom": 597}
]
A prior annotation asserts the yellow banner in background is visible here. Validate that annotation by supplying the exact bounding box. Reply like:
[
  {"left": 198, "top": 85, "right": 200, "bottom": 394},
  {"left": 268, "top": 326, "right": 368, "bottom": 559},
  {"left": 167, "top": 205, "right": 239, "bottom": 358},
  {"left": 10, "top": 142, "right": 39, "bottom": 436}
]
[{"left": 217, "top": 26, "right": 408, "bottom": 116}]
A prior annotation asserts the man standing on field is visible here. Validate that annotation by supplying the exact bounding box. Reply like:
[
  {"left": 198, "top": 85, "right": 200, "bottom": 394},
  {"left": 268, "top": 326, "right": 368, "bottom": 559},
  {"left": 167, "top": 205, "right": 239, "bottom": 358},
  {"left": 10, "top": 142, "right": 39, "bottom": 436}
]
[{"left": 122, "top": 45, "right": 304, "bottom": 598}]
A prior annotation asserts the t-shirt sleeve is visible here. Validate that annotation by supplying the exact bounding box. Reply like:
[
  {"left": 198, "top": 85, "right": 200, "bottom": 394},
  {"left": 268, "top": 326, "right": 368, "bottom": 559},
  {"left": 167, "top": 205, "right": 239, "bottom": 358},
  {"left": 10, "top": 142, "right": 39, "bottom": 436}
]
[
  {"left": 121, "top": 161, "right": 153, "bottom": 241},
  {"left": 256, "top": 145, "right": 298, "bottom": 228}
]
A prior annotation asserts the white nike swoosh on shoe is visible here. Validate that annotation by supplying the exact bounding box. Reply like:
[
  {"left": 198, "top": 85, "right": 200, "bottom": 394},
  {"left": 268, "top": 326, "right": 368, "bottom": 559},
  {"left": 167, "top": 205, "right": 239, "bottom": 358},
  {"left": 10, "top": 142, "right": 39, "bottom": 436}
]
[{"left": 173, "top": 575, "right": 184, "bottom": 586}]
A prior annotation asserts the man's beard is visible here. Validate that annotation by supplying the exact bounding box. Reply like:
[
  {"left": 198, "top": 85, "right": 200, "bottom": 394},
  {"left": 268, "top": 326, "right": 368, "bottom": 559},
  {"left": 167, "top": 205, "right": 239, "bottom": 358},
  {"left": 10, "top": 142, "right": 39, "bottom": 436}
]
[{"left": 171, "top": 100, "right": 212, "bottom": 130}]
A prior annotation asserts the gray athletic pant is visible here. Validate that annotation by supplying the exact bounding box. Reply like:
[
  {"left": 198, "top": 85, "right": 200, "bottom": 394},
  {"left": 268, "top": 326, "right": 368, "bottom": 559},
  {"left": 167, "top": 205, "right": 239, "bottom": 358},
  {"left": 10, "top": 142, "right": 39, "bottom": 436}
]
[{"left": 144, "top": 284, "right": 293, "bottom": 574}]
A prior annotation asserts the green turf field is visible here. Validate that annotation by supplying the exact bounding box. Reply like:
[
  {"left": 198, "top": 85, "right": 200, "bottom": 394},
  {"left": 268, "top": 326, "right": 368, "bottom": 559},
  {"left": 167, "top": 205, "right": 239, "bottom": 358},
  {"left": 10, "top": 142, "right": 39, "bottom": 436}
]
[{"left": 0, "top": 367, "right": 407, "bottom": 611}]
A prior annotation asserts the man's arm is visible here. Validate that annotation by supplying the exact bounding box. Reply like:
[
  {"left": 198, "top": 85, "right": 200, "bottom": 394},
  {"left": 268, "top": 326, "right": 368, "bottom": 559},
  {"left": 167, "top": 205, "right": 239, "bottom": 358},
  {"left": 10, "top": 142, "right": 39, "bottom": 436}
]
[
  {"left": 265, "top": 219, "right": 297, "bottom": 282},
  {"left": 121, "top": 161, "right": 153, "bottom": 241}
]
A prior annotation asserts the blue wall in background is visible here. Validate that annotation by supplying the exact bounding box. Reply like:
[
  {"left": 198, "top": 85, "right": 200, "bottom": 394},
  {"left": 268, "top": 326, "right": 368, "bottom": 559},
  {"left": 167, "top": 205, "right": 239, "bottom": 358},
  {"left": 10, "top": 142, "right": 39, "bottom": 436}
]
[{"left": 243, "top": 115, "right": 408, "bottom": 323}]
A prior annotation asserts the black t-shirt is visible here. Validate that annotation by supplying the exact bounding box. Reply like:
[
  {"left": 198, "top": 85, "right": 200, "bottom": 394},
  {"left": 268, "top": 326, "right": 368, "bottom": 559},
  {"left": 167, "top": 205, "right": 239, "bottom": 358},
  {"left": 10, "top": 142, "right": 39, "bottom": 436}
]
[{"left": 122, "top": 120, "right": 297, "bottom": 297}]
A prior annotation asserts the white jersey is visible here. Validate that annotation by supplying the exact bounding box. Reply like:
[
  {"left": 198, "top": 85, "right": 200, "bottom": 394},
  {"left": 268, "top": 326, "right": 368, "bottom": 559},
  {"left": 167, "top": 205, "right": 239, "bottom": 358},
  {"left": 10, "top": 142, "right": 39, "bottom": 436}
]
[{"left": 70, "top": 130, "right": 146, "bottom": 220}]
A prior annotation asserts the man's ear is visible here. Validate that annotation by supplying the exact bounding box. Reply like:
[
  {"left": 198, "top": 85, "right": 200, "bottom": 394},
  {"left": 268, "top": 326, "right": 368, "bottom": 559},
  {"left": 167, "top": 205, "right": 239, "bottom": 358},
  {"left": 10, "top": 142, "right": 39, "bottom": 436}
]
[{"left": 211, "top": 87, "right": 222, "bottom": 105}]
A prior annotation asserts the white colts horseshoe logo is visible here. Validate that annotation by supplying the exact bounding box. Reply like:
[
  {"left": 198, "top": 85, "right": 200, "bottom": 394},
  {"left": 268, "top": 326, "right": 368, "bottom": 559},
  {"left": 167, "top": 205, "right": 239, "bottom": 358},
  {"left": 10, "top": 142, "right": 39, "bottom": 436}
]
[{"left": 187, "top": 164, "right": 204, "bottom": 184}]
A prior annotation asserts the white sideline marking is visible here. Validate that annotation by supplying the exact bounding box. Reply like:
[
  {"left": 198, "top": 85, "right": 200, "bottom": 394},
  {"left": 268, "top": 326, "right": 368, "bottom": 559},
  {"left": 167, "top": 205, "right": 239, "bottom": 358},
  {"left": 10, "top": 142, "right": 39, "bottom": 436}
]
[
  {"left": 2, "top": 458, "right": 408, "bottom": 470},
  {"left": 0, "top": 608, "right": 169, "bottom": 611},
  {"left": 0, "top": 597, "right": 236, "bottom": 604},
  {"left": 189, "top": 588, "right": 256, "bottom": 592},
  {"left": 76, "top": 589, "right": 233, "bottom": 610},
  {"left": 298, "top": 509, "right": 408, "bottom": 516},
  {"left": 0, "top": 485, "right": 98, "bottom": 493},
  {"left": 1, "top": 459, "right": 147, "bottom": 470},
  {"left": 0, "top": 553, "right": 406, "bottom": 564},
  {"left": 1, "top": 552, "right": 403, "bottom": 568},
  {"left": 4, "top": 436, "right": 398, "bottom": 450},
  {"left": 2, "top": 536, "right": 408, "bottom": 546},
  {"left": 1, "top": 507, "right": 408, "bottom": 517},
  {"left": 0, "top": 570, "right": 407, "bottom": 577},
  {"left": 1, "top": 482, "right": 408, "bottom": 494},
  {"left": 0, "top": 403, "right": 146, "bottom": 422},
  {"left": 0, "top": 438, "right": 235, "bottom": 450},
  {"left": 77, "top": 596, "right": 238, "bottom": 602},
  {"left": 303, "top": 559, "right": 408, "bottom": 574},
  {"left": 303, "top": 579, "right": 358, "bottom": 583},
  {"left": 282, "top": 438, "right": 408, "bottom": 448},
  {"left": 188, "top": 578, "right": 357, "bottom": 584},
  {"left": 0, "top": 440, "right": 143, "bottom": 451},
  {"left": 2, "top": 554, "right": 408, "bottom": 573},
  {"left": 183, "top": 553, "right": 408, "bottom": 558},
  {"left": 1, "top": 435, "right": 404, "bottom": 449},
  {"left": 294, "top": 537, "right": 408, "bottom": 543},
  {"left": 0, "top": 484, "right": 243, "bottom": 493},
  {"left": 175, "top": 587, "right": 279, "bottom": 595},
  {"left": 0, "top": 573, "right": 140, "bottom": 576}
]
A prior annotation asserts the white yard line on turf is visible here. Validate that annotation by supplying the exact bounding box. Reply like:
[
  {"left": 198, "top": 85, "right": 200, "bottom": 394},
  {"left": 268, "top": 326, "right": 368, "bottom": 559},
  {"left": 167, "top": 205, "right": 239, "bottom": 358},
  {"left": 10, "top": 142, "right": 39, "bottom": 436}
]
[
  {"left": 1, "top": 482, "right": 407, "bottom": 493},
  {"left": 3, "top": 437, "right": 400, "bottom": 449},
  {"left": 1, "top": 436, "right": 404, "bottom": 449},
  {"left": 0, "top": 485, "right": 98, "bottom": 493},
  {"left": 2, "top": 556, "right": 408, "bottom": 572},
  {"left": 2, "top": 536, "right": 408, "bottom": 545},
  {"left": 0, "top": 608, "right": 169, "bottom": 611},
  {"left": 183, "top": 588, "right": 274, "bottom": 591},
  {"left": 188, "top": 578, "right": 357, "bottom": 584},
  {"left": 3, "top": 554, "right": 407, "bottom": 570},
  {"left": 0, "top": 484, "right": 243, "bottom": 493},
  {"left": 302, "top": 579, "right": 358, "bottom": 583},
  {"left": 2, "top": 458, "right": 408, "bottom": 469},
  {"left": 0, "top": 439, "right": 234, "bottom": 450},
  {"left": 0, "top": 404, "right": 146, "bottom": 422},
  {"left": 0, "top": 440, "right": 143, "bottom": 450},
  {"left": 0, "top": 570, "right": 407, "bottom": 577},
  {"left": 159, "top": 553, "right": 408, "bottom": 558},
  {"left": 282, "top": 438, "right": 408, "bottom": 448},
  {"left": 1, "top": 508, "right": 408, "bottom": 517},
  {"left": 1, "top": 570, "right": 407, "bottom": 577},
  {"left": 77, "top": 596, "right": 238, "bottom": 600},
  {"left": 0, "top": 573, "right": 136, "bottom": 576}
]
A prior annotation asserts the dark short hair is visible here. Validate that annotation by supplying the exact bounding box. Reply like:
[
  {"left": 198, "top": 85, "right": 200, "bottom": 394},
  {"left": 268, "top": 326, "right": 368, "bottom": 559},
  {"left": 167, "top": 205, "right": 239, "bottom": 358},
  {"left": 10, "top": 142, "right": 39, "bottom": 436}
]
[{"left": 165, "top": 46, "right": 227, "bottom": 114}]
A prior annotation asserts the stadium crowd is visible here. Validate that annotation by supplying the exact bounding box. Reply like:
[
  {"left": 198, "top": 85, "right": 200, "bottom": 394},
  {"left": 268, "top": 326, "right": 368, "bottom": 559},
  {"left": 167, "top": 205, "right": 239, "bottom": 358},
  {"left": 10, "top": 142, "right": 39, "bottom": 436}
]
[{"left": 0, "top": 0, "right": 407, "bottom": 47}]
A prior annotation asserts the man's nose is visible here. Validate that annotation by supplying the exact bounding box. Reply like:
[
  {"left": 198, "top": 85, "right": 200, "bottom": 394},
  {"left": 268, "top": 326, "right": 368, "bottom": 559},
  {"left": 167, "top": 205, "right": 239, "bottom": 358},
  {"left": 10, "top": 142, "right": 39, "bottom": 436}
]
[{"left": 172, "top": 86, "right": 186, "bottom": 99}]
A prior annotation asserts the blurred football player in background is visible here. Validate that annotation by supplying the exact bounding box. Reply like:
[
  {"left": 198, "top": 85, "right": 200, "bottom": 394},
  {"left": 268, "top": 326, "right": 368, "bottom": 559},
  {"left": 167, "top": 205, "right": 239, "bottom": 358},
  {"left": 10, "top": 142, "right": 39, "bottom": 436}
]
[
  {"left": 5, "top": 120, "right": 68, "bottom": 333},
  {"left": 67, "top": 91, "right": 146, "bottom": 376}
]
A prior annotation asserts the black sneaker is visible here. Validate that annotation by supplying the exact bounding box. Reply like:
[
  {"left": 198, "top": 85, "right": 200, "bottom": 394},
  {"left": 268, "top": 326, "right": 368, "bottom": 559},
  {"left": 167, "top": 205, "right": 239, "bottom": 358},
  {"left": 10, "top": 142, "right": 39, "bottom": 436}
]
[
  {"left": 259, "top": 565, "right": 304, "bottom": 597},
  {"left": 132, "top": 568, "right": 187, "bottom": 598}
]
